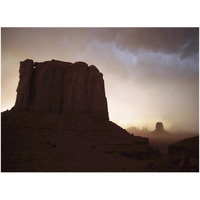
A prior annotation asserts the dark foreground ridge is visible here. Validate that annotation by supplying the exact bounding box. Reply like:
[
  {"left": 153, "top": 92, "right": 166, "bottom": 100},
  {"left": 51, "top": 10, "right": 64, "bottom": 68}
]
[
  {"left": 1, "top": 59, "right": 199, "bottom": 172},
  {"left": 2, "top": 110, "right": 160, "bottom": 172},
  {"left": 146, "top": 136, "right": 199, "bottom": 172}
]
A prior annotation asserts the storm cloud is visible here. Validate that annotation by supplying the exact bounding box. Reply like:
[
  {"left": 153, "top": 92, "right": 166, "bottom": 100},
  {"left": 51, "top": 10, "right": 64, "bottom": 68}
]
[{"left": 1, "top": 28, "right": 199, "bottom": 132}]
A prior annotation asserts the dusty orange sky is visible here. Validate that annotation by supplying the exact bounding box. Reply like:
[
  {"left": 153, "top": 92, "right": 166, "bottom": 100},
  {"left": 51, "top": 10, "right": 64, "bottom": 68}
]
[{"left": 1, "top": 28, "right": 199, "bottom": 132}]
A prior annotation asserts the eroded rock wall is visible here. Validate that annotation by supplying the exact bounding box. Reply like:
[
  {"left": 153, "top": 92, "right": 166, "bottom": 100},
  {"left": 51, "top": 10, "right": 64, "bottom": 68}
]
[{"left": 14, "top": 59, "right": 109, "bottom": 121}]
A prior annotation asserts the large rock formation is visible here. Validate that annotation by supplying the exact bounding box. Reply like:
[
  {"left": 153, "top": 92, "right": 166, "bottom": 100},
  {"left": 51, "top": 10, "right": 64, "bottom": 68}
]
[
  {"left": 151, "top": 122, "right": 170, "bottom": 135},
  {"left": 155, "top": 122, "right": 164, "bottom": 132},
  {"left": 14, "top": 59, "right": 109, "bottom": 121}
]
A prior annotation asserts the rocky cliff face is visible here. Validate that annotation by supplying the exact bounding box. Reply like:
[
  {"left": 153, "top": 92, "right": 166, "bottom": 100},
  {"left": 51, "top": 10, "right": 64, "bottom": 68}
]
[{"left": 14, "top": 59, "right": 109, "bottom": 121}]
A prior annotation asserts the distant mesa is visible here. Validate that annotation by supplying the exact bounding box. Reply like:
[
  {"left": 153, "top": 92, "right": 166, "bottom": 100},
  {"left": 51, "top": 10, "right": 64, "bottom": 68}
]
[
  {"left": 13, "top": 59, "right": 109, "bottom": 121},
  {"left": 126, "top": 126, "right": 150, "bottom": 136},
  {"left": 151, "top": 122, "right": 170, "bottom": 135}
]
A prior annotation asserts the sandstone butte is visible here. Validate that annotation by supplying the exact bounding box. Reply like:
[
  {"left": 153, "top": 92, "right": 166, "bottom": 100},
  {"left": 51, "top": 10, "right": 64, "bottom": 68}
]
[{"left": 14, "top": 59, "right": 109, "bottom": 121}]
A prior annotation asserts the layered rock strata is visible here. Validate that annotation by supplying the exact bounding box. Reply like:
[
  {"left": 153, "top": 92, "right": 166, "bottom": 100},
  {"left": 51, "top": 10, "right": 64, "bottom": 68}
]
[{"left": 14, "top": 59, "right": 109, "bottom": 121}]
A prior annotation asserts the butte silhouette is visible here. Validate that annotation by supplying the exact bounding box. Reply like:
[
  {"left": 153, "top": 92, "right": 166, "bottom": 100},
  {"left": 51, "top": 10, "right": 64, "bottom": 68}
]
[
  {"left": 151, "top": 122, "right": 170, "bottom": 135},
  {"left": 14, "top": 59, "right": 108, "bottom": 121}
]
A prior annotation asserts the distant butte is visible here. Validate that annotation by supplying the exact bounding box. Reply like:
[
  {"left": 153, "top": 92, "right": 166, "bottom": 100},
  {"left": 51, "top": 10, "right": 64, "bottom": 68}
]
[
  {"left": 151, "top": 122, "right": 170, "bottom": 135},
  {"left": 14, "top": 59, "right": 109, "bottom": 121}
]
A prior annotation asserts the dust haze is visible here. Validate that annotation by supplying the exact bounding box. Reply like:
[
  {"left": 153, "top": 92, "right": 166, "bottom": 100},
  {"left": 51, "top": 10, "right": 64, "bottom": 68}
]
[{"left": 1, "top": 28, "right": 199, "bottom": 133}]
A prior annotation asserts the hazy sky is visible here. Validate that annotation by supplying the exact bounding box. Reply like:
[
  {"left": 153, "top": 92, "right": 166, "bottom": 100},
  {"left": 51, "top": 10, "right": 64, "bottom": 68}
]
[{"left": 1, "top": 28, "right": 199, "bottom": 132}]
